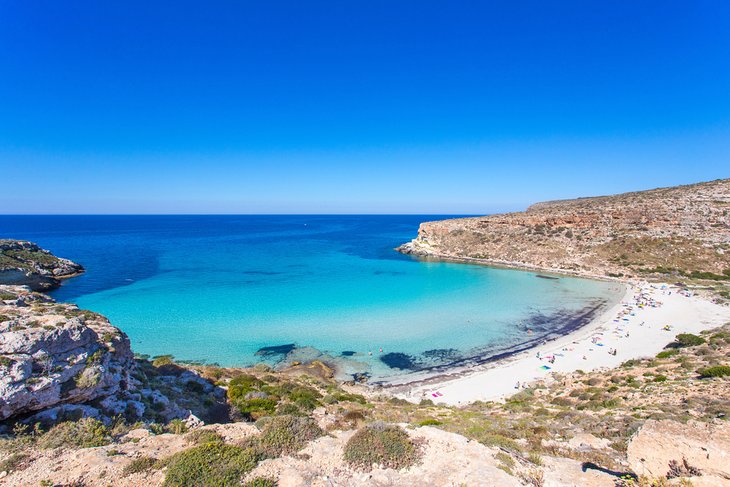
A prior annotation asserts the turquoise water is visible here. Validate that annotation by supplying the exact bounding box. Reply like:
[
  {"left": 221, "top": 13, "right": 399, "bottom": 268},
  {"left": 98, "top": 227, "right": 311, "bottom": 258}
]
[{"left": 0, "top": 215, "right": 624, "bottom": 381}]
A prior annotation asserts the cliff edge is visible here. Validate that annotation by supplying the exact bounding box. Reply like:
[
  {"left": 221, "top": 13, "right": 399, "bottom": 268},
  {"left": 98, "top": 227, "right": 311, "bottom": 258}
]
[{"left": 399, "top": 178, "right": 730, "bottom": 280}]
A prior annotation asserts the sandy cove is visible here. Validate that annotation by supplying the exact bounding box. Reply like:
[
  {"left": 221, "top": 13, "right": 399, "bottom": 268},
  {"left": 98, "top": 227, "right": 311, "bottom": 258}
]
[{"left": 387, "top": 282, "right": 730, "bottom": 406}]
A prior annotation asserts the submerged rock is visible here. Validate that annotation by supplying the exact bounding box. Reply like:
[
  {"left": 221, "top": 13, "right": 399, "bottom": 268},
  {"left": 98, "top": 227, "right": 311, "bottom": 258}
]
[{"left": 380, "top": 352, "right": 421, "bottom": 370}]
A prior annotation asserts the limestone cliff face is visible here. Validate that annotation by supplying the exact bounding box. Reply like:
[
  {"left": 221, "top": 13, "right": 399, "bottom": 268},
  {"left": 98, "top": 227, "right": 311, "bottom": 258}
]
[
  {"left": 0, "top": 284, "right": 223, "bottom": 425},
  {"left": 0, "top": 240, "right": 84, "bottom": 291},
  {"left": 399, "top": 178, "right": 730, "bottom": 278},
  {"left": 0, "top": 242, "right": 225, "bottom": 425},
  {"left": 0, "top": 285, "right": 134, "bottom": 421}
]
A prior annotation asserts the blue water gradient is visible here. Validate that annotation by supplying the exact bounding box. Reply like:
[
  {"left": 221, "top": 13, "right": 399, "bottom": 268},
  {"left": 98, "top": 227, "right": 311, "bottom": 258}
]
[{"left": 0, "top": 215, "right": 623, "bottom": 381}]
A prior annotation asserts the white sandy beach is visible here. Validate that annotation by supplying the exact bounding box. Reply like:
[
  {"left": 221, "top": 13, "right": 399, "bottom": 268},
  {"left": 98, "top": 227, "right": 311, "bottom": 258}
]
[{"left": 394, "top": 282, "right": 730, "bottom": 406}]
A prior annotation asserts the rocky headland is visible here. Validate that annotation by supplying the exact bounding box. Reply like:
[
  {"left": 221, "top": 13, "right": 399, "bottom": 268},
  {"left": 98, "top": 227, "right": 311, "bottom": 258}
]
[
  {"left": 398, "top": 178, "right": 730, "bottom": 284},
  {"left": 0, "top": 240, "right": 84, "bottom": 291}
]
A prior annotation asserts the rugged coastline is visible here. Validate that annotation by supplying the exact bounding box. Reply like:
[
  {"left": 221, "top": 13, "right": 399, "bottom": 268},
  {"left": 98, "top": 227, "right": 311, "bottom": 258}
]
[
  {"left": 398, "top": 178, "right": 730, "bottom": 284},
  {"left": 0, "top": 240, "right": 84, "bottom": 291},
  {"left": 2, "top": 173, "right": 730, "bottom": 487}
]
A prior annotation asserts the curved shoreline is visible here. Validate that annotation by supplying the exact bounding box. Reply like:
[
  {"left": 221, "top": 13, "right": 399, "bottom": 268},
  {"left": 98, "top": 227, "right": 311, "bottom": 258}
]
[
  {"left": 366, "top": 282, "right": 628, "bottom": 390},
  {"left": 378, "top": 280, "right": 730, "bottom": 405},
  {"left": 365, "top": 293, "right": 623, "bottom": 387}
]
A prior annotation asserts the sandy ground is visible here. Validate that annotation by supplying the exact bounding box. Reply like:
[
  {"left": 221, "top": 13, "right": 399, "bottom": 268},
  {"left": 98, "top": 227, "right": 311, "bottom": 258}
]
[{"left": 394, "top": 282, "right": 730, "bottom": 406}]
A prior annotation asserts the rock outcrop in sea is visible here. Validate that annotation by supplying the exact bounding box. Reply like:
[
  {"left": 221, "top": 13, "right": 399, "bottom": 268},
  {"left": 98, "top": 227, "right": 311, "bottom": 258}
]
[{"left": 0, "top": 240, "right": 84, "bottom": 291}]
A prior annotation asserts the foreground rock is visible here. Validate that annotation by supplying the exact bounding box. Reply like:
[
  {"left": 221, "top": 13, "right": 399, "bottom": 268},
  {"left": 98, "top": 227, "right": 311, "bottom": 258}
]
[
  {"left": 0, "top": 240, "right": 84, "bottom": 291},
  {"left": 0, "top": 285, "right": 134, "bottom": 421},
  {"left": 0, "top": 284, "right": 225, "bottom": 426},
  {"left": 399, "top": 178, "right": 730, "bottom": 280},
  {"left": 627, "top": 419, "right": 730, "bottom": 483}
]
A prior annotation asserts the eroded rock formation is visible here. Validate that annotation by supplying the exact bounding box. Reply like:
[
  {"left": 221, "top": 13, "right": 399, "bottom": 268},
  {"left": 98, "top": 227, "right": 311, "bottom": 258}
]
[{"left": 399, "top": 178, "right": 730, "bottom": 279}]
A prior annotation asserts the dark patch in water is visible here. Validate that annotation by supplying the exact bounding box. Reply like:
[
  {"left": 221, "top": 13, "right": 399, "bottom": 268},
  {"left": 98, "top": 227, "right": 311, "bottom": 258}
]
[
  {"left": 243, "top": 270, "right": 282, "bottom": 275},
  {"left": 536, "top": 274, "right": 559, "bottom": 280},
  {"left": 369, "top": 298, "right": 613, "bottom": 385},
  {"left": 422, "top": 349, "right": 460, "bottom": 361},
  {"left": 380, "top": 352, "right": 420, "bottom": 370},
  {"left": 341, "top": 351, "right": 356, "bottom": 357},
  {"left": 255, "top": 343, "right": 296, "bottom": 357}
]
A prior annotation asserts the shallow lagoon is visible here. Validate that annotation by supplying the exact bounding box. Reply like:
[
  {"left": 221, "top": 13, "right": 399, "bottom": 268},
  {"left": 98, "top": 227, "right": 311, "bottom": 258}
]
[{"left": 0, "top": 215, "right": 624, "bottom": 381}]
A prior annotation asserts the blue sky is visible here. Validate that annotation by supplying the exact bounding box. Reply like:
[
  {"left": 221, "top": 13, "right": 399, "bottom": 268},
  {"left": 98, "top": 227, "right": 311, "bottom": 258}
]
[{"left": 1, "top": 1, "right": 728, "bottom": 214}]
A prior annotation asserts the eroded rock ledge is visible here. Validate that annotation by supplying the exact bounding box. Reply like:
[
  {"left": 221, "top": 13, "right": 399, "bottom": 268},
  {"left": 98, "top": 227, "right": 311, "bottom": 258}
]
[{"left": 0, "top": 240, "right": 84, "bottom": 291}]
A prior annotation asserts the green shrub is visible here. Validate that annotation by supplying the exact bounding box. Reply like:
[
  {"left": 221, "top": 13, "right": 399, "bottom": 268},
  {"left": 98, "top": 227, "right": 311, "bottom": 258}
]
[
  {"left": 257, "top": 415, "right": 324, "bottom": 457},
  {"left": 674, "top": 334, "right": 706, "bottom": 347},
  {"left": 275, "top": 403, "right": 304, "bottom": 416},
  {"left": 656, "top": 349, "right": 679, "bottom": 359},
  {"left": 343, "top": 422, "right": 420, "bottom": 471},
  {"left": 285, "top": 385, "right": 322, "bottom": 411},
  {"left": 122, "top": 456, "right": 159, "bottom": 476},
  {"left": 331, "top": 391, "right": 367, "bottom": 405},
  {"left": 152, "top": 354, "right": 175, "bottom": 367},
  {"left": 185, "top": 429, "right": 224, "bottom": 445},
  {"left": 38, "top": 418, "right": 111, "bottom": 449},
  {"left": 227, "top": 375, "right": 264, "bottom": 402},
  {"left": 233, "top": 397, "right": 278, "bottom": 420},
  {"left": 243, "top": 477, "right": 277, "bottom": 487},
  {"left": 166, "top": 419, "right": 189, "bottom": 435},
  {"left": 162, "top": 443, "right": 261, "bottom": 487},
  {"left": 698, "top": 365, "right": 730, "bottom": 378},
  {"left": 653, "top": 375, "right": 668, "bottom": 382}
]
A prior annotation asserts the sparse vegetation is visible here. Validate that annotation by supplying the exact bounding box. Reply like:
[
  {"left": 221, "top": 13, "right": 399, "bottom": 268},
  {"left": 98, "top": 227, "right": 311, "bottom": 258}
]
[
  {"left": 122, "top": 456, "right": 159, "bottom": 476},
  {"left": 698, "top": 365, "right": 730, "bottom": 378},
  {"left": 162, "top": 443, "right": 261, "bottom": 487},
  {"left": 343, "top": 422, "right": 420, "bottom": 471},
  {"left": 38, "top": 418, "right": 111, "bottom": 449},
  {"left": 0, "top": 452, "right": 31, "bottom": 473},
  {"left": 256, "top": 415, "right": 324, "bottom": 457},
  {"left": 672, "top": 333, "right": 706, "bottom": 348}
]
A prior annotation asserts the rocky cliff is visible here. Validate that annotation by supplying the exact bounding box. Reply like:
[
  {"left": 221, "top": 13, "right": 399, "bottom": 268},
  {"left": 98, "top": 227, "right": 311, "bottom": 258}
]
[
  {"left": 399, "top": 178, "right": 730, "bottom": 279},
  {"left": 0, "top": 285, "right": 134, "bottom": 421},
  {"left": 0, "top": 241, "right": 225, "bottom": 427},
  {"left": 0, "top": 284, "right": 223, "bottom": 426},
  {"left": 0, "top": 240, "right": 84, "bottom": 291}
]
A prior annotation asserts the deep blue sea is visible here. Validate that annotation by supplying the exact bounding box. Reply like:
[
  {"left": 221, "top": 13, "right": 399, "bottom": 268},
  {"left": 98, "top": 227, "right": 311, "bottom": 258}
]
[{"left": 0, "top": 215, "right": 623, "bottom": 382}]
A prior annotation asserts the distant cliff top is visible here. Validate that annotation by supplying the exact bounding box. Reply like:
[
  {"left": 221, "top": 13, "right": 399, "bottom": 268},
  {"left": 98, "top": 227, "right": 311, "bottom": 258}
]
[
  {"left": 400, "top": 178, "right": 730, "bottom": 283},
  {"left": 0, "top": 240, "right": 84, "bottom": 290}
]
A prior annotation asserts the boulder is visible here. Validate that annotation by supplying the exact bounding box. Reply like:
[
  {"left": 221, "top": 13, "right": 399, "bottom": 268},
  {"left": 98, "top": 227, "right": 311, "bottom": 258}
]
[{"left": 627, "top": 419, "right": 730, "bottom": 480}]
